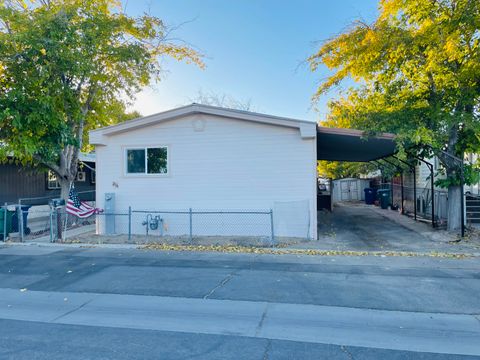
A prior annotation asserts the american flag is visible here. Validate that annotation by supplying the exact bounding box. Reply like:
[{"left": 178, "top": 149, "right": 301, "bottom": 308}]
[{"left": 66, "top": 186, "right": 100, "bottom": 218}]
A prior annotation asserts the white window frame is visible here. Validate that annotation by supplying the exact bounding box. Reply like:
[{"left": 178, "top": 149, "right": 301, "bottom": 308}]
[
  {"left": 76, "top": 171, "right": 86, "bottom": 182},
  {"left": 47, "top": 170, "right": 61, "bottom": 189},
  {"left": 124, "top": 146, "right": 169, "bottom": 176}
]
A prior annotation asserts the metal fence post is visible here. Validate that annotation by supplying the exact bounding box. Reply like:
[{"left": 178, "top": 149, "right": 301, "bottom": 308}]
[
  {"left": 49, "top": 209, "right": 54, "bottom": 242},
  {"left": 17, "top": 205, "right": 24, "bottom": 242},
  {"left": 56, "top": 207, "right": 63, "bottom": 242},
  {"left": 128, "top": 206, "right": 132, "bottom": 241},
  {"left": 270, "top": 209, "right": 275, "bottom": 245},
  {"left": 189, "top": 208, "right": 193, "bottom": 242}
]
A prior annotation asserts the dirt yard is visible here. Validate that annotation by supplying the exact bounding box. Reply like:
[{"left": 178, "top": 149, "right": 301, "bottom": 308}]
[{"left": 63, "top": 231, "right": 309, "bottom": 248}]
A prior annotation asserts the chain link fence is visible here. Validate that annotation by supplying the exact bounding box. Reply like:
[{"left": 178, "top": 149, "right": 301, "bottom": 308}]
[
  {"left": 374, "top": 182, "right": 448, "bottom": 226},
  {"left": 1, "top": 206, "right": 302, "bottom": 247},
  {"left": 0, "top": 202, "right": 96, "bottom": 242},
  {"left": 87, "top": 209, "right": 276, "bottom": 246}
]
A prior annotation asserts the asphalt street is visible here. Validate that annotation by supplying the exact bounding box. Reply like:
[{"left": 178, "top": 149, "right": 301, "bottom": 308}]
[{"left": 0, "top": 244, "right": 479, "bottom": 359}]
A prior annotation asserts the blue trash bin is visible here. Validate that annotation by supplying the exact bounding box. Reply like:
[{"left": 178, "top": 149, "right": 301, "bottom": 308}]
[
  {"left": 11, "top": 205, "right": 32, "bottom": 235},
  {"left": 364, "top": 188, "right": 377, "bottom": 205}
]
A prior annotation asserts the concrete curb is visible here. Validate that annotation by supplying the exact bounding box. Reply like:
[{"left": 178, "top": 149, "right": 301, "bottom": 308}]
[{"left": 2, "top": 241, "right": 479, "bottom": 258}]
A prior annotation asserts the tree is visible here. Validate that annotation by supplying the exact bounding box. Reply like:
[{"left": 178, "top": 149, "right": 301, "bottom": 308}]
[
  {"left": 308, "top": 0, "right": 480, "bottom": 231},
  {"left": 0, "top": 0, "right": 203, "bottom": 199},
  {"left": 190, "top": 89, "right": 254, "bottom": 111},
  {"left": 317, "top": 100, "right": 378, "bottom": 179},
  {"left": 317, "top": 160, "right": 377, "bottom": 180}
]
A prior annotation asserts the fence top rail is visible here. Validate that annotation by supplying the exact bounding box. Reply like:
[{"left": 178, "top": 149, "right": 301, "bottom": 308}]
[
  {"left": 131, "top": 209, "right": 272, "bottom": 215},
  {"left": 18, "top": 190, "right": 95, "bottom": 204},
  {"left": 132, "top": 209, "right": 272, "bottom": 214},
  {"left": 376, "top": 183, "right": 449, "bottom": 194}
]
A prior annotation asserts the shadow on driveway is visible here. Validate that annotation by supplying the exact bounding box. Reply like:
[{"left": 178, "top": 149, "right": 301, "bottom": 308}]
[{"left": 297, "top": 202, "right": 479, "bottom": 253}]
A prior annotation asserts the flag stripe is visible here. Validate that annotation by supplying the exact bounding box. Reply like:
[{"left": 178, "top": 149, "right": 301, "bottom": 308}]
[{"left": 66, "top": 186, "right": 100, "bottom": 218}]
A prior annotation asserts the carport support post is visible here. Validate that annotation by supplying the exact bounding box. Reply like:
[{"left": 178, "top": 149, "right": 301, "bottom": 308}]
[
  {"left": 461, "top": 158, "right": 465, "bottom": 237},
  {"left": 378, "top": 158, "right": 401, "bottom": 208},
  {"left": 392, "top": 155, "right": 416, "bottom": 219},
  {"left": 414, "top": 157, "right": 435, "bottom": 228},
  {"left": 413, "top": 167, "right": 417, "bottom": 221},
  {"left": 430, "top": 164, "right": 435, "bottom": 227},
  {"left": 128, "top": 206, "right": 132, "bottom": 241}
]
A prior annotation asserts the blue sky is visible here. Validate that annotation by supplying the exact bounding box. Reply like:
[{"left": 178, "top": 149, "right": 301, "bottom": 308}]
[{"left": 128, "top": 1, "right": 379, "bottom": 122}]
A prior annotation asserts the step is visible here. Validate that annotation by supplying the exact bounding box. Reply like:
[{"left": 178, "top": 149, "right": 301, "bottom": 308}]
[{"left": 466, "top": 200, "right": 480, "bottom": 205}]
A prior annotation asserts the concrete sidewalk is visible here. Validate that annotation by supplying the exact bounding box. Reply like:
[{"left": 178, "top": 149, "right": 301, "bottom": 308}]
[{"left": 1, "top": 288, "right": 479, "bottom": 356}]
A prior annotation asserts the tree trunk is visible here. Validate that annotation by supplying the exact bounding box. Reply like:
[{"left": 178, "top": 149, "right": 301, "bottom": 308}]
[
  {"left": 444, "top": 120, "right": 463, "bottom": 232},
  {"left": 59, "top": 177, "right": 71, "bottom": 202},
  {"left": 447, "top": 184, "right": 462, "bottom": 232},
  {"left": 56, "top": 144, "right": 80, "bottom": 202}
]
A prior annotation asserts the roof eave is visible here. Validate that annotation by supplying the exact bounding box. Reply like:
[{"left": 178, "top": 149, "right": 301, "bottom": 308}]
[{"left": 89, "top": 104, "right": 316, "bottom": 140}]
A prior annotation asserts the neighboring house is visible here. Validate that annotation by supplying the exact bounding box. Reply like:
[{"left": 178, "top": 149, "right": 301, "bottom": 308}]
[
  {"left": 402, "top": 154, "right": 480, "bottom": 195},
  {"left": 0, "top": 153, "right": 96, "bottom": 205},
  {"left": 90, "top": 104, "right": 318, "bottom": 239}
]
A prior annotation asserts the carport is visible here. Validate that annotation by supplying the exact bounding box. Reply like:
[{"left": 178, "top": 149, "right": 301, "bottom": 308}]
[
  {"left": 317, "top": 127, "right": 396, "bottom": 162},
  {"left": 316, "top": 126, "right": 466, "bottom": 236}
]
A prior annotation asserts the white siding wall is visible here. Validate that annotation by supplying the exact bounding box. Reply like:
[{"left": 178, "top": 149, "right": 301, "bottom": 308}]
[
  {"left": 95, "top": 114, "right": 317, "bottom": 239},
  {"left": 403, "top": 161, "right": 431, "bottom": 190}
]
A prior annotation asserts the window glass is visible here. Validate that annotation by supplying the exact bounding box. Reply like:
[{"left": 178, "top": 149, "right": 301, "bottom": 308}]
[
  {"left": 147, "top": 147, "right": 168, "bottom": 174},
  {"left": 47, "top": 171, "right": 61, "bottom": 189},
  {"left": 127, "top": 149, "right": 145, "bottom": 173}
]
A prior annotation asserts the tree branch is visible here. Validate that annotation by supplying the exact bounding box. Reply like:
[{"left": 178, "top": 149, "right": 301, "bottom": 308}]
[{"left": 33, "top": 154, "right": 61, "bottom": 176}]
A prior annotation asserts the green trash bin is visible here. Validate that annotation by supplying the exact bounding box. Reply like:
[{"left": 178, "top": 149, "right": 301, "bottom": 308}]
[
  {"left": 0, "top": 208, "right": 14, "bottom": 240},
  {"left": 377, "top": 189, "right": 391, "bottom": 209}
]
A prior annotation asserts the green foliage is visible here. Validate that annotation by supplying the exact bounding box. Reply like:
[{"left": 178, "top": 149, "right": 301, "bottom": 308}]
[
  {"left": 316, "top": 99, "right": 378, "bottom": 179},
  {"left": 309, "top": 0, "right": 480, "bottom": 185},
  {"left": 317, "top": 160, "right": 375, "bottom": 180},
  {"left": 435, "top": 162, "right": 480, "bottom": 188},
  {"left": 0, "top": 0, "right": 202, "bottom": 188}
]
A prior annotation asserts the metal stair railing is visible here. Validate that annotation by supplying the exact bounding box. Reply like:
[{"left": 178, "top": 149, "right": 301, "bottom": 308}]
[{"left": 466, "top": 193, "right": 480, "bottom": 224}]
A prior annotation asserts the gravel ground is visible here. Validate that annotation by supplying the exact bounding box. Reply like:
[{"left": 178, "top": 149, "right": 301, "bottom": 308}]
[{"left": 63, "top": 232, "right": 309, "bottom": 248}]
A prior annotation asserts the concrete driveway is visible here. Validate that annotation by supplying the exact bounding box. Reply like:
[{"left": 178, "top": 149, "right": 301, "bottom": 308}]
[{"left": 313, "top": 202, "right": 480, "bottom": 253}]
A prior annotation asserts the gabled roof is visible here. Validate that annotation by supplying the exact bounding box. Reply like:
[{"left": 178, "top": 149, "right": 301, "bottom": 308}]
[{"left": 89, "top": 103, "right": 317, "bottom": 145}]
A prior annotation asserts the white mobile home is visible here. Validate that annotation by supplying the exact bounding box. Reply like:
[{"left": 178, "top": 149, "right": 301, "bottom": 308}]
[{"left": 89, "top": 104, "right": 318, "bottom": 239}]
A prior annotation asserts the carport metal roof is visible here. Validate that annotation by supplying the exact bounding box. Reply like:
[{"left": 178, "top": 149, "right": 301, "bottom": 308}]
[{"left": 317, "top": 127, "right": 396, "bottom": 162}]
